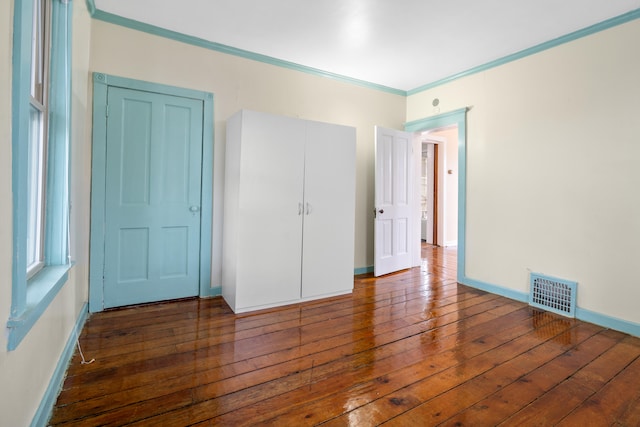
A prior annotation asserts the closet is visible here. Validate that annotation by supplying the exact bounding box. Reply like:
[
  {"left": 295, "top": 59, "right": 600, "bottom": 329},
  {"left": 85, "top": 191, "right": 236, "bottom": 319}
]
[{"left": 222, "top": 109, "right": 356, "bottom": 313}]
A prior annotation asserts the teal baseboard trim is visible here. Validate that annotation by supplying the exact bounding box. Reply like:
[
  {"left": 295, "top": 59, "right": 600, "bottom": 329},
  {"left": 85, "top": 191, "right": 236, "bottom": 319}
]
[
  {"left": 407, "top": 8, "right": 640, "bottom": 96},
  {"left": 31, "top": 302, "right": 89, "bottom": 427},
  {"left": 463, "top": 275, "right": 640, "bottom": 337},
  {"left": 460, "top": 277, "right": 529, "bottom": 303},
  {"left": 201, "top": 286, "right": 222, "bottom": 298},
  {"left": 354, "top": 266, "right": 374, "bottom": 275},
  {"left": 576, "top": 307, "right": 640, "bottom": 338}
]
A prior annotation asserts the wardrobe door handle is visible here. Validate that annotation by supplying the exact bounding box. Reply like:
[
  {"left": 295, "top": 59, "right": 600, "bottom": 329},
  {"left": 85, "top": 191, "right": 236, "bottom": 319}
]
[
  {"left": 305, "top": 203, "right": 311, "bottom": 215},
  {"left": 298, "top": 203, "right": 303, "bottom": 215}
]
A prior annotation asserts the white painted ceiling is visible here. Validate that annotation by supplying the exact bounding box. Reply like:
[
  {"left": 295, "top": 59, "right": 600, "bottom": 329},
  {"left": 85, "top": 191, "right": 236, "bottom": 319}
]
[{"left": 93, "top": 0, "right": 640, "bottom": 92}]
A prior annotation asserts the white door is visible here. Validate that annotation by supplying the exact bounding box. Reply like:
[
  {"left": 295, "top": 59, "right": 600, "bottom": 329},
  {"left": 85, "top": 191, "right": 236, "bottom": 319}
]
[
  {"left": 301, "top": 121, "right": 356, "bottom": 298},
  {"left": 233, "top": 111, "right": 305, "bottom": 309},
  {"left": 374, "top": 126, "right": 414, "bottom": 276}
]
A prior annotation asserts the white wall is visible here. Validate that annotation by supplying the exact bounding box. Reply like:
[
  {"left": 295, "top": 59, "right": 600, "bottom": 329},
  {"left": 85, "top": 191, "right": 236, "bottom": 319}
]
[
  {"left": 88, "top": 20, "right": 406, "bottom": 279},
  {"left": 0, "top": 1, "right": 93, "bottom": 425},
  {"left": 407, "top": 19, "right": 640, "bottom": 326}
]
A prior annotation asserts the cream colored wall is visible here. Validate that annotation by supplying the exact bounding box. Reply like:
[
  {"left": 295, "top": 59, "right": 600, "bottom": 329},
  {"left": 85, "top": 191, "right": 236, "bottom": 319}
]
[
  {"left": 89, "top": 20, "right": 406, "bottom": 279},
  {"left": 407, "top": 19, "right": 640, "bottom": 325},
  {"left": 0, "top": 1, "right": 92, "bottom": 426},
  {"left": 0, "top": 0, "right": 13, "bottom": 314}
]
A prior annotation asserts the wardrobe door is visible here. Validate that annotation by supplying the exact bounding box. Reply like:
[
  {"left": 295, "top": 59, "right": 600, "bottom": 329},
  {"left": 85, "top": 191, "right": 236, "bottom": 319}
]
[
  {"left": 234, "top": 111, "right": 306, "bottom": 310},
  {"left": 301, "top": 121, "right": 356, "bottom": 298}
]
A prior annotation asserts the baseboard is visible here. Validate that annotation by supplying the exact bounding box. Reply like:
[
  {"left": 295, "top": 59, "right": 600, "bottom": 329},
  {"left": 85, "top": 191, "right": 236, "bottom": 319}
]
[
  {"left": 460, "top": 276, "right": 529, "bottom": 303},
  {"left": 31, "top": 303, "right": 89, "bottom": 427},
  {"left": 576, "top": 307, "right": 640, "bottom": 338},
  {"left": 200, "top": 285, "right": 222, "bottom": 297},
  {"left": 462, "top": 275, "right": 640, "bottom": 337},
  {"left": 354, "top": 266, "right": 374, "bottom": 275}
]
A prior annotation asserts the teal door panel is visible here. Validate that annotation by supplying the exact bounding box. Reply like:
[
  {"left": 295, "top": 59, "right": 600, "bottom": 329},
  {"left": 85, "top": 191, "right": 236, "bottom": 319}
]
[{"left": 104, "top": 87, "right": 203, "bottom": 308}]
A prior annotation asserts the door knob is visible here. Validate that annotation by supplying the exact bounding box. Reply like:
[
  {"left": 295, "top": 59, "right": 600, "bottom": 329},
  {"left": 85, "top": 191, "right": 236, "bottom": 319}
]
[
  {"left": 189, "top": 206, "right": 200, "bottom": 212},
  {"left": 378, "top": 209, "right": 384, "bottom": 214}
]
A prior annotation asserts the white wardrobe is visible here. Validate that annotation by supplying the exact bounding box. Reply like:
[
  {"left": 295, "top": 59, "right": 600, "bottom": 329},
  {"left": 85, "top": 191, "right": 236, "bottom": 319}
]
[{"left": 222, "top": 109, "right": 356, "bottom": 313}]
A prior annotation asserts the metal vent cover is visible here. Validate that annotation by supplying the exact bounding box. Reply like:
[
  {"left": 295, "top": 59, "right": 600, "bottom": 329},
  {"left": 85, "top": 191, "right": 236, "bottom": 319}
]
[{"left": 529, "top": 273, "right": 577, "bottom": 318}]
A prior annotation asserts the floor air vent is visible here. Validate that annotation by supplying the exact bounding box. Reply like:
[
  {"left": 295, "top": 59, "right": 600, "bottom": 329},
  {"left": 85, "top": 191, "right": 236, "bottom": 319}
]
[{"left": 529, "top": 273, "right": 577, "bottom": 318}]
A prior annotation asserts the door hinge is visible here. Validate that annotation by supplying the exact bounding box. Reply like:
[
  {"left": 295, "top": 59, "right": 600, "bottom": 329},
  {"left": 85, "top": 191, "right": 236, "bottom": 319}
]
[{"left": 105, "top": 105, "right": 109, "bottom": 117}]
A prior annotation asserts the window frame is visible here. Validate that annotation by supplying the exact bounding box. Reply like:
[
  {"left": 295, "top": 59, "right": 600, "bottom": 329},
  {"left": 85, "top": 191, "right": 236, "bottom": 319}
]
[
  {"left": 8, "top": 0, "right": 74, "bottom": 351},
  {"left": 26, "top": 0, "right": 51, "bottom": 279}
]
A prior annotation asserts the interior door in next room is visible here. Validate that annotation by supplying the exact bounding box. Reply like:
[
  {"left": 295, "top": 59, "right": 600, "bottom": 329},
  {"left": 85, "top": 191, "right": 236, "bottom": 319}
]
[{"left": 103, "top": 86, "right": 204, "bottom": 308}]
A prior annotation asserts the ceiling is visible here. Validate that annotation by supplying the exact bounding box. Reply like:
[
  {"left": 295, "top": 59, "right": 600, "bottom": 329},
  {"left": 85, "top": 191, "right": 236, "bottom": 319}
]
[{"left": 93, "top": 0, "right": 640, "bottom": 92}]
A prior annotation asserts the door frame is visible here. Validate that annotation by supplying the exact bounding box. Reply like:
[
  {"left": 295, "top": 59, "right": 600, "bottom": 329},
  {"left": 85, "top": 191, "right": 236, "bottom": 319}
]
[
  {"left": 89, "top": 73, "right": 215, "bottom": 312},
  {"left": 405, "top": 108, "right": 468, "bottom": 283}
]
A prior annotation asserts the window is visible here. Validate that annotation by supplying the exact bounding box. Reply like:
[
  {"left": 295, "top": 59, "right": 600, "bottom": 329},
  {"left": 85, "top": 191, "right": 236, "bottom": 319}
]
[
  {"left": 8, "top": 0, "right": 73, "bottom": 351},
  {"left": 27, "top": 0, "right": 50, "bottom": 278}
]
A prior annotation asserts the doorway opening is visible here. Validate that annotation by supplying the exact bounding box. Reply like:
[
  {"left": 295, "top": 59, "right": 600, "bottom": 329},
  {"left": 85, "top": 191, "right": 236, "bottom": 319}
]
[
  {"left": 415, "top": 125, "right": 458, "bottom": 256},
  {"left": 405, "top": 107, "right": 468, "bottom": 282},
  {"left": 375, "top": 108, "right": 467, "bottom": 278},
  {"left": 420, "top": 140, "right": 439, "bottom": 245}
]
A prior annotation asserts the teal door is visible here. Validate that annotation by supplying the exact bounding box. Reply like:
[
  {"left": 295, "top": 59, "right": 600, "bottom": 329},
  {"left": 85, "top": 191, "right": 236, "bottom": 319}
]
[{"left": 103, "top": 87, "right": 203, "bottom": 308}]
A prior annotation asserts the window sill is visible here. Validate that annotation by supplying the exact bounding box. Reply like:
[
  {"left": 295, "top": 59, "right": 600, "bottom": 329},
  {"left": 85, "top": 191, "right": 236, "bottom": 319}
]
[{"left": 7, "top": 263, "right": 74, "bottom": 351}]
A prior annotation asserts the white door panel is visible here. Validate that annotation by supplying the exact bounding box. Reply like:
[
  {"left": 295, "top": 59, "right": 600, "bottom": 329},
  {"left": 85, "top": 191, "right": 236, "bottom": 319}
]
[
  {"left": 374, "top": 126, "right": 414, "bottom": 276},
  {"left": 234, "top": 111, "right": 305, "bottom": 308},
  {"left": 302, "top": 121, "right": 356, "bottom": 298}
]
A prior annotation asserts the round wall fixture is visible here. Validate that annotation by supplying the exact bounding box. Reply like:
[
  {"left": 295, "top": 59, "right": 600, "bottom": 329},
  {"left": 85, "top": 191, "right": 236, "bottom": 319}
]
[{"left": 432, "top": 98, "right": 440, "bottom": 107}]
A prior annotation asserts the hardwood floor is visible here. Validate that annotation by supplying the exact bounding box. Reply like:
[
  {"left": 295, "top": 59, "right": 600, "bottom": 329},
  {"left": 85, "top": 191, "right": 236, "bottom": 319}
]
[{"left": 50, "top": 245, "right": 640, "bottom": 426}]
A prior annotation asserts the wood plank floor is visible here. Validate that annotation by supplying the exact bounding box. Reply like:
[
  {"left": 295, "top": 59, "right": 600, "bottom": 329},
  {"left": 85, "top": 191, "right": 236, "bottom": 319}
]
[{"left": 50, "top": 245, "right": 640, "bottom": 426}]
